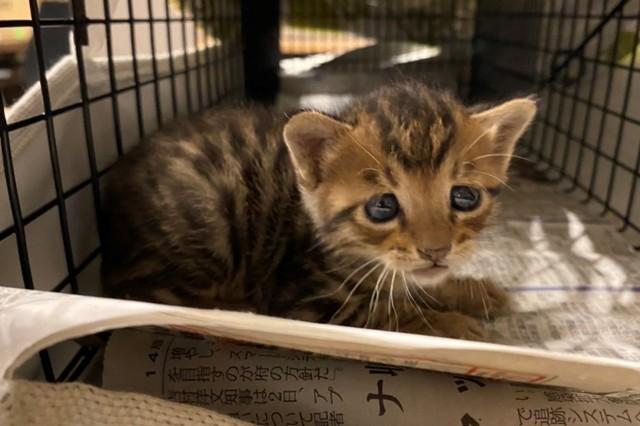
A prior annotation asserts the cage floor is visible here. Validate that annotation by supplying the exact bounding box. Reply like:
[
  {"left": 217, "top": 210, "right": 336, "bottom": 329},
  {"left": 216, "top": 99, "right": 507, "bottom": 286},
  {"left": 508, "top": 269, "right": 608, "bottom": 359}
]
[{"left": 453, "top": 168, "right": 640, "bottom": 361}]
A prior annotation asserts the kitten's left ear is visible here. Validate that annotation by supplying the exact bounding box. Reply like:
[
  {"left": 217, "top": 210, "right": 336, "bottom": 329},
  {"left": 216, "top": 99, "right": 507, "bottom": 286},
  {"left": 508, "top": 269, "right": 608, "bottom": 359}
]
[
  {"left": 283, "top": 111, "right": 351, "bottom": 189},
  {"left": 470, "top": 97, "right": 537, "bottom": 175}
]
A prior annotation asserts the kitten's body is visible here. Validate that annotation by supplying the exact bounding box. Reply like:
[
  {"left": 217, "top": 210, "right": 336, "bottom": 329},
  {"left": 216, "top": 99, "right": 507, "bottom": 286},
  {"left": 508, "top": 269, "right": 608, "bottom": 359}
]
[
  {"left": 103, "top": 108, "right": 337, "bottom": 318},
  {"left": 102, "top": 82, "right": 535, "bottom": 339}
]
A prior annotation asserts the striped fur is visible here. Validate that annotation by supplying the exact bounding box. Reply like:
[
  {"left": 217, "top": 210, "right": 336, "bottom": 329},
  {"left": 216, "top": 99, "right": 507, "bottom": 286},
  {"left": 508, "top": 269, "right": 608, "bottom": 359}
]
[{"left": 101, "top": 82, "right": 536, "bottom": 339}]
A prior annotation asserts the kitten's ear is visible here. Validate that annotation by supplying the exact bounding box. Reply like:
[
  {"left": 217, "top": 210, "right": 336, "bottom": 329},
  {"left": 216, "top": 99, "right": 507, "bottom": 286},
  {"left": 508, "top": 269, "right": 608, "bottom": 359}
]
[
  {"left": 470, "top": 97, "right": 537, "bottom": 175},
  {"left": 283, "top": 111, "right": 351, "bottom": 189}
]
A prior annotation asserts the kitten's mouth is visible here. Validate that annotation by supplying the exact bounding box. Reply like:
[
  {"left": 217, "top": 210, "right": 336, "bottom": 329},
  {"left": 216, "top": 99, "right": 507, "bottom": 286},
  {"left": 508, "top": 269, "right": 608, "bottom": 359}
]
[{"left": 410, "top": 264, "right": 449, "bottom": 278}]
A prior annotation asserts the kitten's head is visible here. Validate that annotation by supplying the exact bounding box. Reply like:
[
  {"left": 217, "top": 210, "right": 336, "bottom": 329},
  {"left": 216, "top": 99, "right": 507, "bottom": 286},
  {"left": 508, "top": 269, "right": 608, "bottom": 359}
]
[{"left": 284, "top": 82, "right": 536, "bottom": 286}]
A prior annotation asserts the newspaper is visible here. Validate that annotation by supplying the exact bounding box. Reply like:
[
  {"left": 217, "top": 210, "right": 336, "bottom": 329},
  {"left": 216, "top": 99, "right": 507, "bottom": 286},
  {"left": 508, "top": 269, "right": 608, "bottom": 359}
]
[
  {"left": 103, "top": 328, "right": 640, "bottom": 426},
  {"left": 3, "top": 284, "right": 639, "bottom": 393}
]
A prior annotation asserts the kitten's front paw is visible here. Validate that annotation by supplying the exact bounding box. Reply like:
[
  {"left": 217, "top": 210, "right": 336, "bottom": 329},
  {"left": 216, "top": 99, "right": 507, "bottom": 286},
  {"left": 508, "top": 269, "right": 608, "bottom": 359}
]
[
  {"left": 437, "top": 277, "right": 510, "bottom": 320},
  {"left": 430, "top": 312, "right": 489, "bottom": 341}
]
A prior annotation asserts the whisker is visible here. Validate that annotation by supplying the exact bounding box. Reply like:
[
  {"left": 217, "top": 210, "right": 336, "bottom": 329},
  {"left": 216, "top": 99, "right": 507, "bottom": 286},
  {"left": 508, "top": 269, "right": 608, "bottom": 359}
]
[
  {"left": 478, "top": 280, "right": 490, "bottom": 321},
  {"left": 406, "top": 274, "right": 440, "bottom": 313},
  {"left": 402, "top": 272, "right": 435, "bottom": 312},
  {"left": 363, "top": 283, "right": 377, "bottom": 329},
  {"left": 305, "top": 238, "right": 326, "bottom": 253},
  {"left": 407, "top": 280, "right": 436, "bottom": 312},
  {"left": 345, "top": 132, "right": 385, "bottom": 170},
  {"left": 386, "top": 275, "right": 392, "bottom": 331},
  {"left": 320, "top": 254, "right": 362, "bottom": 274},
  {"left": 358, "top": 167, "right": 384, "bottom": 178},
  {"left": 371, "top": 269, "right": 388, "bottom": 328},
  {"left": 465, "top": 165, "right": 514, "bottom": 192},
  {"left": 337, "top": 257, "right": 379, "bottom": 289},
  {"left": 365, "top": 266, "right": 387, "bottom": 328},
  {"left": 401, "top": 272, "right": 409, "bottom": 311},
  {"left": 363, "top": 284, "right": 376, "bottom": 329},
  {"left": 409, "top": 275, "right": 443, "bottom": 307},
  {"left": 471, "top": 180, "right": 490, "bottom": 194},
  {"left": 462, "top": 125, "right": 494, "bottom": 155},
  {"left": 322, "top": 262, "right": 355, "bottom": 274},
  {"left": 309, "top": 257, "right": 380, "bottom": 301},
  {"left": 310, "top": 240, "right": 353, "bottom": 258},
  {"left": 470, "top": 153, "right": 532, "bottom": 163},
  {"left": 371, "top": 269, "right": 389, "bottom": 330},
  {"left": 402, "top": 274, "right": 434, "bottom": 332},
  {"left": 403, "top": 283, "right": 422, "bottom": 313},
  {"left": 329, "top": 263, "right": 382, "bottom": 324},
  {"left": 389, "top": 271, "right": 399, "bottom": 332},
  {"left": 387, "top": 270, "right": 397, "bottom": 331}
]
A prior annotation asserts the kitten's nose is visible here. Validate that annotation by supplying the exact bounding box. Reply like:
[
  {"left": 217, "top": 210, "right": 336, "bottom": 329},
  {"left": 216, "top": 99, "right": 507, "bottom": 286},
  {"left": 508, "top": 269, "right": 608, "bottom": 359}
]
[{"left": 418, "top": 245, "right": 451, "bottom": 263}]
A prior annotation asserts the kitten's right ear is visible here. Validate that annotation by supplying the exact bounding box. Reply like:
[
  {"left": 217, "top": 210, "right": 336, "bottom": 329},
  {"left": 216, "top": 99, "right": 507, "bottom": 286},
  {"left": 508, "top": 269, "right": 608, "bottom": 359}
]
[
  {"left": 469, "top": 96, "right": 537, "bottom": 176},
  {"left": 283, "top": 111, "right": 351, "bottom": 189}
]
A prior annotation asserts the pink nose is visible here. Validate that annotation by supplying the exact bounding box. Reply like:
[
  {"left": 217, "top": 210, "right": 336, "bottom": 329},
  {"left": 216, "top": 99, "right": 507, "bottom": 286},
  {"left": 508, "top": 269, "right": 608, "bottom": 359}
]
[{"left": 418, "top": 245, "right": 451, "bottom": 262}]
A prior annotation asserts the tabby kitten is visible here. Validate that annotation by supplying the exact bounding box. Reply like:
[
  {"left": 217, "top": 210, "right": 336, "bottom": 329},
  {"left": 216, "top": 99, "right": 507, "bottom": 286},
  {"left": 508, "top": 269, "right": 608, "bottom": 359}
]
[{"left": 101, "top": 82, "right": 536, "bottom": 340}]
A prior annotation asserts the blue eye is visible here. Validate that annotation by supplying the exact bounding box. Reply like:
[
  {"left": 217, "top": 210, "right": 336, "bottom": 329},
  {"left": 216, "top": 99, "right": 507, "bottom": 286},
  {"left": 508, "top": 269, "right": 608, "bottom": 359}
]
[
  {"left": 365, "top": 193, "right": 399, "bottom": 223},
  {"left": 451, "top": 186, "right": 481, "bottom": 212}
]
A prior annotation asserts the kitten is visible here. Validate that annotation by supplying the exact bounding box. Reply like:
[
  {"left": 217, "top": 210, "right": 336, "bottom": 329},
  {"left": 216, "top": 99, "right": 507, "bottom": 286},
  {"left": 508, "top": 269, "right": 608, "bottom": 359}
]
[{"left": 101, "top": 81, "right": 536, "bottom": 340}]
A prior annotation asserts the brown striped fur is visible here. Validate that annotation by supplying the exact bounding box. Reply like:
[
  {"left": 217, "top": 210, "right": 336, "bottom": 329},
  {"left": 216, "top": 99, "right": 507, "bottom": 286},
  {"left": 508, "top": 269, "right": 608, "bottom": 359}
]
[{"left": 101, "top": 81, "right": 536, "bottom": 340}]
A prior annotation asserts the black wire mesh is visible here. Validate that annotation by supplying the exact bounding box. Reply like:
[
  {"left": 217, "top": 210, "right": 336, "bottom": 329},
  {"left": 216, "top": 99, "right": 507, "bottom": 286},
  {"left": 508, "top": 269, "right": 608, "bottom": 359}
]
[
  {"left": 472, "top": 0, "right": 640, "bottom": 236},
  {"left": 0, "top": 0, "right": 244, "bottom": 382}
]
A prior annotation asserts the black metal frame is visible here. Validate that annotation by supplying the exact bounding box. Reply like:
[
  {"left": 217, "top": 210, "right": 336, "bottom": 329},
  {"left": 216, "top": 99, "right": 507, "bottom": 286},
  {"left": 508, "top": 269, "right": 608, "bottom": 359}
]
[{"left": 0, "top": 0, "right": 244, "bottom": 382}]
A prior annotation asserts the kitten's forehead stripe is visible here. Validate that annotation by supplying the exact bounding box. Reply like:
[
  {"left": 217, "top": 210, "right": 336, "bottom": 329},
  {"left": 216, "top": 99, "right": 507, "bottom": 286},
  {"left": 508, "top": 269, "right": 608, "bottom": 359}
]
[
  {"left": 361, "top": 169, "right": 380, "bottom": 184},
  {"left": 451, "top": 161, "right": 460, "bottom": 179},
  {"left": 384, "top": 166, "right": 397, "bottom": 186},
  {"left": 431, "top": 97, "right": 457, "bottom": 169},
  {"left": 357, "top": 83, "right": 458, "bottom": 171}
]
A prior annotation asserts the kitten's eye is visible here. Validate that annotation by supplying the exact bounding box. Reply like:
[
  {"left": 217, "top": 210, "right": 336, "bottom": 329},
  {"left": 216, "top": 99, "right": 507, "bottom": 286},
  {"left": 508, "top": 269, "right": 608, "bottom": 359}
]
[
  {"left": 451, "top": 186, "right": 480, "bottom": 212},
  {"left": 365, "top": 193, "right": 399, "bottom": 223}
]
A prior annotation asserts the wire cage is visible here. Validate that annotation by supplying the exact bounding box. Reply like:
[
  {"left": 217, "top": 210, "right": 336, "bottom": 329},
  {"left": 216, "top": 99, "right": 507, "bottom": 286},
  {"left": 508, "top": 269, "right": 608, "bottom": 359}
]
[
  {"left": 473, "top": 0, "right": 640, "bottom": 236},
  {"left": 1, "top": 0, "right": 639, "bottom": 385},
  {"left": 0, "top": 0, "right": 245, "bottom": 382}
]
